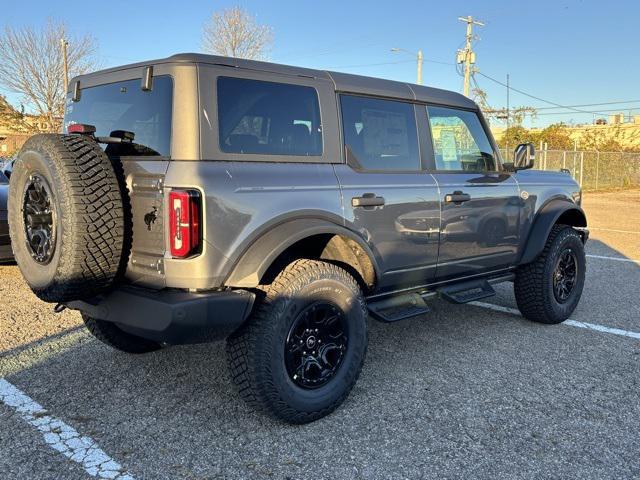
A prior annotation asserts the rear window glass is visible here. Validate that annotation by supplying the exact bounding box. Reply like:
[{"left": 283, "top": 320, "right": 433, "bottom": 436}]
[
  {"left": 64, "top": 76, "right": 173, "bottom": 157},
  {"left": 217, "top": 77, "right": 322, "bottom": 156}
]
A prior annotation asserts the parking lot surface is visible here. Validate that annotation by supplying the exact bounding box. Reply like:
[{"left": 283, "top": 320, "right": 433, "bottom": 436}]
[{"left": 1, "top": 190, "right": 639, "bottom": 479}]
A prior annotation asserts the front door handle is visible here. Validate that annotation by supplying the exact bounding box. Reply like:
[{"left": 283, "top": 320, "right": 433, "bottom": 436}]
[
  {"left": 352, "top": 193, "right": 385, "bottom": 207},
  {"left": 444, "top": 191, "right": 471, "bottom": 203}
]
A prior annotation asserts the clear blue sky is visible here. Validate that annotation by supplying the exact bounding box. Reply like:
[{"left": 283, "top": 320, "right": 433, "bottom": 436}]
[{"left": 2, "top": 0, "right": 637, "bottom": 127}]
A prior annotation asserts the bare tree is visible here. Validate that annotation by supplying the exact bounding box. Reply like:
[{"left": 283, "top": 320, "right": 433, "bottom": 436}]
[
  {"left": 202, "top": 7, "right": 273, "bottom": 60},
  {"left": 472, "top": 86, "right": 537, "bottom": 126},
  {"left": 0, "top": 19, "right": 98, "bottom": 132}
]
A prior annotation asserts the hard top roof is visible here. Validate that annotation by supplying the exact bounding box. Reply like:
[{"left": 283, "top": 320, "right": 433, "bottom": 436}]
[{"left": 72, "top": 52, "right": 477, "bottom": 109}]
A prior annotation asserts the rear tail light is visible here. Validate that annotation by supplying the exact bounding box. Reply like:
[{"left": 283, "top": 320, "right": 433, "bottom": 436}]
[{"left": 169, "top": 189, "right": 201, "bottom": 258}]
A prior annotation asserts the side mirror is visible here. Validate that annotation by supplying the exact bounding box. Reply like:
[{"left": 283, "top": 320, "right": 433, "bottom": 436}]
[{"left": 514, "top": 143, "right": 535, "bottom": 170}]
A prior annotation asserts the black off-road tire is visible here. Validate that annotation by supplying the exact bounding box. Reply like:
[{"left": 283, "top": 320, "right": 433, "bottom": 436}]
[
  {"left": 82, "top": 315, "right": 161, "bottom": 354},
  {"left": 8, "top": 134, "right": 127, "bottom": 302},
  {"left": 226, "top": 259, "right": 368, "bottom": 424},
  {"left": 514, "top": 225, "right": 586, "bottom": 324}
]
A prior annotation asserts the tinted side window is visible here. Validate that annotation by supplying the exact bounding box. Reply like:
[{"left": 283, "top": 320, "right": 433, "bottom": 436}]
[
  {"left": 64, "top": 76, "right": 173, "bottom": 157},
  {"left": 341, "top": 95, "right": 420, "bottom": 171},
  {"left": 427, "top": 106, "right": 496, "bottom": 172},
  {"left": 217, "top": 77, "right": 322, "bottom": 156}
]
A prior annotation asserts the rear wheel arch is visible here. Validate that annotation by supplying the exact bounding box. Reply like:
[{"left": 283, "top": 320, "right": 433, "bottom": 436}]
[
  {"left": 224, "top": 219, "right": 379, "bottom": 291},
  {"left": 519, "top": 199, "right": 587, "bottom": 265}
]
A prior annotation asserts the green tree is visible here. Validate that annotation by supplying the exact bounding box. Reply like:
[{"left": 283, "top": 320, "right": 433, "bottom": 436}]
[
  {"left": 536, "top": 123, "right": 574, "bottom": 150},
  {"left": 497, "top": 125, "right": 535, "bottom": 149},
  {"left": 580, "top": 125, "right": 640, "bottom": 152}
]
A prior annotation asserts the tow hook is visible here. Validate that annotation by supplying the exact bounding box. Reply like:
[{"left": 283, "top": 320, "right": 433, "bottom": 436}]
[{"left": 53, "top": 303, "right": 67, "bottom": 314}]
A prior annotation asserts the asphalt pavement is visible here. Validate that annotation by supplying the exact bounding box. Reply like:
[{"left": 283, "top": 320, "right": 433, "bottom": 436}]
[{"left": 0, "top": 190, "right": 638, "bottom": 479}]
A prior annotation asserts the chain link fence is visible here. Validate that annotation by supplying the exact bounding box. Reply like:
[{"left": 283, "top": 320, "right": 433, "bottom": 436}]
[{"left": 501, "top": 148, "right": 640, "bottom": 191}]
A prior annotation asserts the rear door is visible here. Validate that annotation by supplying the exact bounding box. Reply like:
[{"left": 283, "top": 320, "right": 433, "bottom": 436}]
[
  {"left": 425, "top": 105, "right": 521, "bottom": 280},
  {"left": 334, "top": 94, "right": 440, "bottom": 291},
  {"left": 64, "top": 73, "right": 176, "bottom": 287}
]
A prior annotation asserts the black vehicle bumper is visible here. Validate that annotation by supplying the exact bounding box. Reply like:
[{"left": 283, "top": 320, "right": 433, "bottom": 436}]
[{"left": 67, "top": 286, "right": 255, "bottom": 345}]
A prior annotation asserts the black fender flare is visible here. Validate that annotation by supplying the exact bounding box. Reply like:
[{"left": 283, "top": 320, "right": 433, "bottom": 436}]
[
  {"left": 519, "top": 199, "right": 587, "bottom": 265},
  {"left": 224, "top": 218, "right": 380, "bottom": 288}
]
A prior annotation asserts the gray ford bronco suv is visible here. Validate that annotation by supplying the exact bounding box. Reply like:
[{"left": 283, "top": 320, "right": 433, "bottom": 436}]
[{"left": 8, "top": 54, "right": 588, "bottom": 424}]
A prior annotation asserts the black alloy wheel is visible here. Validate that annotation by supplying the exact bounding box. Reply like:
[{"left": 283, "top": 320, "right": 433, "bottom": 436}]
[
  {"left": 23, "top": 174, "right": 56, "bottom": 264},
  {"left": 552, "top": 248, "right": 578, "bottom": 303},
  {"left": 284, "top": 301, "right": 349, "bottom": 389}
]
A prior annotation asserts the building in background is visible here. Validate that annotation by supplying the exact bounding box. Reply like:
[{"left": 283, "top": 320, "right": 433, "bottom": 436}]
[{"left": 0, "top": 116, "right": 59, "bottom": 156}]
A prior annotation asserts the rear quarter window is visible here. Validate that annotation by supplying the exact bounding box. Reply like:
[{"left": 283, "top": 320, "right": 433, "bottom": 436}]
[
  {"left": 64, "top": 76, "right": 173, "bottom": 157},
  {"left": 217, "top": 77, "right": 322, "bottom": 156}
]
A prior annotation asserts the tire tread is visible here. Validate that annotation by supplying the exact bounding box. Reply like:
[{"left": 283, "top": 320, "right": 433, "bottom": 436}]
[
  {"left": 514, "top": 224, "right": 584, "bottom": 324},
  {"left": 226, "top": 259, "right": 367, "bottom": 424},
  {"left": 10, "top": 134, "right": 127, "bottom": 302}
]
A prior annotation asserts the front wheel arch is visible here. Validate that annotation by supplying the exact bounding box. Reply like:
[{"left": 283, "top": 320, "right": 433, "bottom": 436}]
[{"left": 519, "top": 200, "right": 587, "bottom": 265}]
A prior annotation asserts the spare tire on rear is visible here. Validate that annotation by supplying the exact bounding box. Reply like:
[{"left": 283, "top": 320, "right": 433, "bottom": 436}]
[{"left": 8, "top": 134, "right": 127, "bottom": 303}]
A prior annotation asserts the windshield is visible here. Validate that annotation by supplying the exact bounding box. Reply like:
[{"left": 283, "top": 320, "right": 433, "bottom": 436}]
[{"left": 64, "top": 75, "right": 173, "bottom": 157}]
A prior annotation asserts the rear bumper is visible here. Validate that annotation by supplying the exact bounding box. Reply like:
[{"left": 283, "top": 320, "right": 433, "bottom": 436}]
[{"left": 67, "top": 286, "right": 255, "bottom": 345}]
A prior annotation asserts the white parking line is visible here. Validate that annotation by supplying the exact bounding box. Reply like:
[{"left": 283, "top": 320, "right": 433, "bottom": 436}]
[
  {"left": 0, "top": 379, "right": 135, "bottom": 480},
  {"left": 470, "top": 301, "right": 640, "bottom": 340},
  {"left": 586, "top": 254, "right": 640, "bottom": 264}
]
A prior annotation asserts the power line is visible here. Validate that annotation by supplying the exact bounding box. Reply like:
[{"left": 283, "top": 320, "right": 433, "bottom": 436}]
[
  {"left": 323, "top": 59, "right": 415, "bottom": 69},
  {"left": 323, "top": 56, "right": 454, "bottom": 70},
  {"left": 535, "top": 107, "right": 640, "bottom": 116},
  {"left": 474, "top": 71, "right": 640, "bottom": 119},
  {"left": 475, "top": 71, "right": 599, "bottom": 115},
  {"left": 533, "top": 100, "right": 640, "bottom": 111}
]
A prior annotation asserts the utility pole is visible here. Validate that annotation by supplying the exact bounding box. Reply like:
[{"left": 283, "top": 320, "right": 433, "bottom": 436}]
[
  {"left": 506, "top": 73, "right": 510, "bottom": 155},
  {"left": 60, "top": 38, "right": 69, "bottom": 94},
  {"left": 391, "top": 48, "right": 424, "bottom": 85},
  {"left": 457, "top": 15, "right": 484, "bottom": 97}
]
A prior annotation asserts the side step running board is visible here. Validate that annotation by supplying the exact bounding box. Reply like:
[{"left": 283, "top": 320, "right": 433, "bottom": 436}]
[
  {"left": 368, "top": 293, "right": 430, "bottom": 323},
  {"left": 437, "top": 279, "right": 496, "bottom": 304}
]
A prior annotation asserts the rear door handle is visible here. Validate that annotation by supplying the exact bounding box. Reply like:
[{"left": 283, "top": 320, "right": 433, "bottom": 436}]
[
  {"left": 352, "top": 193, "right": 385, "bottom": 207},
  {"left": 444, "top": 191, "right": 471, "bottom": 203}
]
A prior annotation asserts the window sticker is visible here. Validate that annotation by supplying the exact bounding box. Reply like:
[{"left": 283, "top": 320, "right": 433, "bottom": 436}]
[
  {"left": 361, "top": 109, "right": 409, "bottom": 158},
  {"left": 439, "top": 129, "right": 458, "bottom": 163}
]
